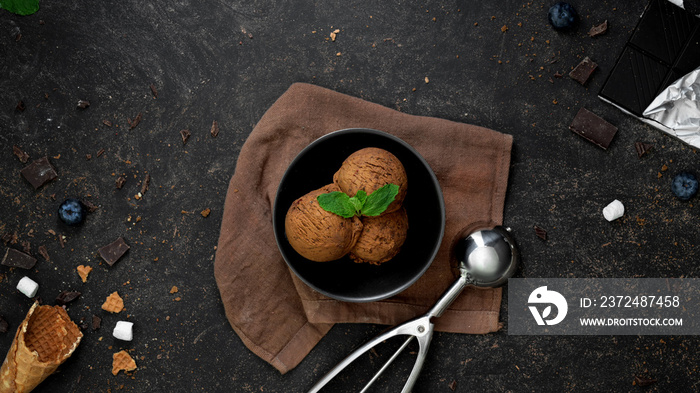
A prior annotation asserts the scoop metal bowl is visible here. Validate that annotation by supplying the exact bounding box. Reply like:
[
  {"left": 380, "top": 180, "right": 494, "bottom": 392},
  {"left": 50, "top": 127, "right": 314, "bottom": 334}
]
[{"left": 308, "top": 226, "right": 519, "bottom": 392}]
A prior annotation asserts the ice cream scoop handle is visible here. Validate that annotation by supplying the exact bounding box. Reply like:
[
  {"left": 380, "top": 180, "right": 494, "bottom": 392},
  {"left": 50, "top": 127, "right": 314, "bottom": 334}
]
[
  {"left": 307, "top": 316, "right": 432, "bottom": 393},
  {"left": 359, "top": 336, "right": 414, "bottom": 393}
]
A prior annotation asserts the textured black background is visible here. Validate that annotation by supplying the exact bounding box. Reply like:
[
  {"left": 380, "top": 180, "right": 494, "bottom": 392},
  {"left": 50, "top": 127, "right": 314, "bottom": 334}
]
[{"left": 1, "top": 1, "right": 699, "bottom": 392}]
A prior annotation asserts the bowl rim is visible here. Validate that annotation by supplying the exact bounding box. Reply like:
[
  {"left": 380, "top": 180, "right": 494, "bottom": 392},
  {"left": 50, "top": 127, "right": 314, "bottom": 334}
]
[{"left": 272, "top": 127, "right": 446, "bottom": 302}]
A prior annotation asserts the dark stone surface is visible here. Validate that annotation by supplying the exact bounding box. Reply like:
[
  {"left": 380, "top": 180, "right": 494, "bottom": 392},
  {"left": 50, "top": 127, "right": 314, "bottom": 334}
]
[{"left": 1, "top": 1, "right": 698, "bottom": 392}]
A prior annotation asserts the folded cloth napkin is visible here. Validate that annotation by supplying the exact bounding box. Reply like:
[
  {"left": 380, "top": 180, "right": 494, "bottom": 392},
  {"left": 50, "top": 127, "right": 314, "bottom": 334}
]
[{"left": 214, "top": 83, "right": 513, "bottom": 374}]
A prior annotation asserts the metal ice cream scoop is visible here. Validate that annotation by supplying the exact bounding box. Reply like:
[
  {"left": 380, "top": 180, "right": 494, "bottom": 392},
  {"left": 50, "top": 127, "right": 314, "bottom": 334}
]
[{"left": 307, "top": 226, "right": 520, "bottom": 393}]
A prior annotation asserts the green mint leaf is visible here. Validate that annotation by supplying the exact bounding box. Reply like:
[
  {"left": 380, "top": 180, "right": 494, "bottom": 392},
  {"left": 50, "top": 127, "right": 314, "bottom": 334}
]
[
  {"left": 348, "top": 190, "right": 367, "bottom": 213},
  {"left": 360, "top": 184, "right": 399, "bottom": 217},
  {"left": 348, "top": 195, "right": 363, "bottom": 213},
  {"left": 1, "top": 0, "right": 40, "bottom": 15},
  {"left": 317, "top": 191, "right": 356, "bottom": 218}
]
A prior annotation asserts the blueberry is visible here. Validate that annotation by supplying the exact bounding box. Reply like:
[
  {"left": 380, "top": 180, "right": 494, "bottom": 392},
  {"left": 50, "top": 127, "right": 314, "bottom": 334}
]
[
  {"left": 58, "top": 198, "right": 86, "bottom": 225},
  {"left": 548, "top": 2, "right": 578, "bottom": 31},
  {"left": 671, "top": 172, "right": 699, "bottom": 201}
]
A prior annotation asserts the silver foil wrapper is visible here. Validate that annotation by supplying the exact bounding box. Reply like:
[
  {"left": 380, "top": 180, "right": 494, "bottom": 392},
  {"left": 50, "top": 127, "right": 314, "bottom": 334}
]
[{"left": 642, "top": 67, "right": 700, "bottom": 149}]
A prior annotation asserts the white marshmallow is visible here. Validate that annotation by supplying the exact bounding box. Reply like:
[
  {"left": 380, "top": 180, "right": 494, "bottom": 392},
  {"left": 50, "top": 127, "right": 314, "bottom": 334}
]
[
  {"left": 17, "top": 276, "right": 39, "bottom": 298},
  {"left": 113, "top": 321, "right": 134, "bottom": 341},
  {"left": 603, "top": 199, "right": 625, "bottom": 221}
]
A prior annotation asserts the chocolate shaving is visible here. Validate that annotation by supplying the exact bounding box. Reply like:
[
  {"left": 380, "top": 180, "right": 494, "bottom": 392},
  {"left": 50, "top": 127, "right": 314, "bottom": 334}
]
[
  {"left": 634, "top": 376, "right": 657, "bottom": 387},
  {"left": 38, "top": 245, "right": 49, "bottom": 261},
  {"left": 0, "top": 317, "right": 8, "bottom": 334},
  {"left": 534, "top": 226, "right": 547, "bottom": 240},
  {"left": 78, "top": 317, "right": 90, "bottom": 331},
  {"left": 150, "top": 84, "right": 158, "bottom": 98},
  {"left": 98, "top": 237, "right": 130, "bottom": 266},
  {"left": 116, "top": 175, "right": 126, "bottom": 189},
  {"left": 96, "top": 148, "right": 105, "bottom": 157},
  {"left": 448, "top": 380, "right": 457, "bottom": 391},
  {"left": 20, "top": 240, "right": 31, "bottom": 255},
  {"left": 210, "top": 120, "right": 219, "bottom": 138},
  {"left": 128, "top": 112, "right": 142, "bottom": 129},
  {"left": 141, "top": 173, "right": 151, "bottom": 195},
  {"left": 83, "top": 200, "right": 99, "bottom": 212},
  {"left": 55, "top": 291, "right": 81, "bottom": 306},
  {"left": 180, "top": 129, "right": 191, "bottom": 144},
  {"left": 569, "top": 57, "right": 598, "bottom": 85},
  {"left": 58, "top": 234, "right": 65, "bottom": 249},
  {"left": 13, "top": 146, "right": 29, "bottom": 163},
  {"left": 102, "top": 120, "right": 112, "bottom": 127},
  {"left": 20, "top": 156, "right": 58, "bottom": 189},
  {"left": 92, "top": 315, "right": 101, "bottom": 330},
  {"left": 635, "top": 142, "right": 653, "bottom": 158},
  {"left": 15, "top": 100, "right": 25, "bottom": 112},
  {"left": 2, "top": 247, "right": 37, "bottom": 269},
  {"left": 588, "top": 20, "right": 608, "bottom": 37},
  {"left": 77, "top": 100, "right": 90, "bottom": 109}
]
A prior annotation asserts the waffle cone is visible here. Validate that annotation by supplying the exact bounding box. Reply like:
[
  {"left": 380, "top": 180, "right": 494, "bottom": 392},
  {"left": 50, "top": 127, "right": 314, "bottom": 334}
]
[{"left": 0, "top": 302, "right": 83, "bottom": 393}]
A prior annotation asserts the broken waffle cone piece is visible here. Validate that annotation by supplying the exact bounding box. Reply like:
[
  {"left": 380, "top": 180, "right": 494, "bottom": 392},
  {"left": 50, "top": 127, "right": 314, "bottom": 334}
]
[
  {"left": 112, "top": 350, "right": 137, "bottom": 375},
  {"left": 0, "top": 302, "right": 83, "bottom": 393},
  {"left": 76, "top": 265, "right": 92, "bottom": 283},
  {"left": 101, "top": 291, "right": 124, "bottom": 313}
]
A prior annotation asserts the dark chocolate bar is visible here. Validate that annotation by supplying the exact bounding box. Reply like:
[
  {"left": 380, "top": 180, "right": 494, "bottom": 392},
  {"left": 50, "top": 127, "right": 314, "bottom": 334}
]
[
  {"left": 599, "top": 0, "right": 700, "bottom": 116},
  {"left": 569, "top": 108, "right": 618, "bottom": 149},
  {"left": 2, "top": 247, "right": 37, "bottom": 269},
  {"left": 98, "top": 237, "right": 130, "bottom": 266},
  {"left": 20, "top": 156, "right": 57, "bottom": 189}
]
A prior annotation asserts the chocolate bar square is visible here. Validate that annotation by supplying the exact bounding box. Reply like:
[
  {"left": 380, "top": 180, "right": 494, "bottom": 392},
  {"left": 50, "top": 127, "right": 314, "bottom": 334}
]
[{"left": 569, "top": 108, "right": 618, "bottom": 149}]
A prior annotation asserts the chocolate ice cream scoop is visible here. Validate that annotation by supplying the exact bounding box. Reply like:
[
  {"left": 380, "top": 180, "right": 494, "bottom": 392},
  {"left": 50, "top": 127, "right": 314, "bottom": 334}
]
[
  {"left": 350, "top": 207, "right": 408, "bottom": 265},
  {"left": 333, "top": 147, "right": 407, "bottom": 214},
  {"left": 285, "top": 184, "right": 363, "bottom": 262}
]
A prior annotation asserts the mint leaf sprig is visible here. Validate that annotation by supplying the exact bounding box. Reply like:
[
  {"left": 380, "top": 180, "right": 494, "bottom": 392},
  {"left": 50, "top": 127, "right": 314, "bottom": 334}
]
[{"left": 317, "top": 184, "right": 399, "bottom": 218}]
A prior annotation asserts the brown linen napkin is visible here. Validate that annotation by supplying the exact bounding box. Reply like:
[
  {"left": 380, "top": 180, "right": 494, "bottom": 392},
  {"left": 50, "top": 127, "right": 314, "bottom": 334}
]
[{"left": 214, "top": 83, "right": 513, "bottom": 374}]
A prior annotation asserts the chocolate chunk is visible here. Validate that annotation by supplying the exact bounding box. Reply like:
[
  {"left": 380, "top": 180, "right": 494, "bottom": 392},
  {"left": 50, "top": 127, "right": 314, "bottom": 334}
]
[
  {"left": 55, "top": 291, "right": 81, "bottom": 306},
  {"left": 180, "top": 129, "right": 191, "bottom": 144},
  {"left": 116, "top": 175, "right": 126, "bottom": 189},
  {"left": 534, "top": 225, "right": 548, "bottom": 240},
  {"left": 2, "top": 247, "right": 37, "bottom": 269},
  {"left": 569, "top": 108, "right": 618, "bottom": 149},
  {"left": 588, "top": 20, "right": 608, "bottom": 37},
  {"left": 0, "top": 316, "right": 8, "bottom": 334},
  {"left": 635, "top": 142, "right": 654, "bottom": 158},
  {"left": 98, "top": 237, "right": 130, "bottom": 266},
  {"left": 20, "top": 156, "right": 58, "bottom": 189},
  {"left": 569, "top": 56, "right": 598, "bottom": 85},
  {"left": 38, "top": 245, "right": 49, "bottom": 261},
  {"left": 92, "top": 315, "right": 101, "bottom": 330},
  {"left": 210, "top": 120, "right": 219, "bottom": 138},
  {"left": 77, "top": 100, "right": 90, "bottom": 109},
  {"left": 13, "top": 145, "right": 29, "bottom": 163}
]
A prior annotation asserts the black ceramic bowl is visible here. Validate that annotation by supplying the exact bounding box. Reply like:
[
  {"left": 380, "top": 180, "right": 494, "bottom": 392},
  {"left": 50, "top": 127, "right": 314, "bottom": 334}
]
[{"left": 273, "top": 128, "right": 445, "bottom": 302}]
